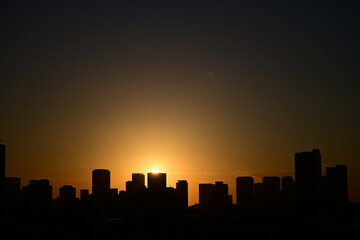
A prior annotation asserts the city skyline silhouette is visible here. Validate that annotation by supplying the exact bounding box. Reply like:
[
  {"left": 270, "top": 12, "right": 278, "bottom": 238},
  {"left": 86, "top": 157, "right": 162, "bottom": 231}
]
[
  {"left": 0, "top": 144, "right": 356, "bottom": 204},
  {"left": 2, "top": 2, "right": 360, "bottom": 208},
  {"left": 3, "top": 143, "right": 360, "bottom": 239},
  {"left": 1, "top": 1, "right": 360, "bottom": 238},
  {"left": 2, "top": 143, "right": 359, "bottom": 212}
]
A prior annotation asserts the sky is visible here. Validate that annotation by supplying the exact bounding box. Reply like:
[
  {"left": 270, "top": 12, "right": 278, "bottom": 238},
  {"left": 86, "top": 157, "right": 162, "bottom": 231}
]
[{"left": 1, "top": 1, "right": 360, "bottom": 205}]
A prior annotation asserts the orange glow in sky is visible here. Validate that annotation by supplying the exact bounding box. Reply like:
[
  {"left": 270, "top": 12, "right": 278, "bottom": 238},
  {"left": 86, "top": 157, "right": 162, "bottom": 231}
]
[
  {"left": 1, "top": 1, "right": 360, "bottom": 207},
  {"left": 151, "top": 168, "right": 160, "bottom": 173}
]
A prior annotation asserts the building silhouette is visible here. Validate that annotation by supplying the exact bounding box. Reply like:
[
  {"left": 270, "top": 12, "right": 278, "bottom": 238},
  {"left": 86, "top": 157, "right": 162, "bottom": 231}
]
[
  {"left": 281, "top": 176, "right": 294, "bottom": 193},
  {"left": 325, "top": 165, "right": 348, "bottom": 212},
  {"left": 199, "top": 181, "right": 231, "bottom": 212},
  {"left": 80, "top": 189, "right": 89, "bottom": 201},
  {"left": 145, "top": 172, "right": 189, "bottom": 213},
  {"left": 126, "top": 173, "right": 145, "bottom": 194},
  {"left": 2, "top": 142, "right": 358, "bottom": 220},
  {"left": 109, "top": 188, "right": 118, "bottom": 199},
  {"left": 125, "top": 181, "right": 132, "bottom": 192},
  {"left": 147, "top": 172, "right": 166, "bottom": 191},
  {"left": 214, "top": 181, "right": 231, "bottom": 207},
  {"left": 92, "top": 169, "right": 110, "bottom": 200},
  {"left": 199, "top": 183, "right": 214, "bottom": 210},
  {"left": 262, "top": 176, "right": 280, "bottom": 199},
  {"left": 132, "top": 173, "right": 145, "bottom": 189},
  {"left": 0, "top": 143, "right": 5, "bottom": 209},
  {"left": 176, "top": 180, "right": 188, "bottom": 209},
  {"left": 236, "top": 176, "right": 254, "bottom": 207},
  {"left": 281, "top": 176, "right": 295, "bottom": 213},
  {"left": 58, "top": 185, "right": 76, "bottom": 202},
  {"left": 295, "top": 149, "right": 322, "bottom": 213},
  {"left": 124, "top": 173, "right": 146, "bottom": 212},
  {"left": 262, "top": 176, "right": 281, "bottom": 212},
  {"left": 4, "top": 177, "right": 21, "bottom": 211},
  {"left": 22, "top": 179, "right": 52, "bottom": 216}
]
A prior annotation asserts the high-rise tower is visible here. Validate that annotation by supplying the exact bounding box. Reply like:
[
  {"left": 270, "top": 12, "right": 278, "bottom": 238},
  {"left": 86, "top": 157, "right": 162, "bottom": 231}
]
[
  {"left": 236, "top": 176, "right": 254, "bottom": 207},
  {"left": 92, "top": 169, "right": 110, "bottom": 199},
  {"left": 176, "top": 180, "right": 188, "bottom": 208},
  {"left": 294, "top": 149, "right": 322, "bottom": 213},
  {"left": 147, "top": 172, "right": 166, "bottom": 191}
]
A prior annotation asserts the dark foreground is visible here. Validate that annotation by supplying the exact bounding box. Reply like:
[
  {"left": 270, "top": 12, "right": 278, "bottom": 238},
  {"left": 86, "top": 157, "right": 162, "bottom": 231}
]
[{"left": 3, "top": 214, "right": 360, "bottom": 240}]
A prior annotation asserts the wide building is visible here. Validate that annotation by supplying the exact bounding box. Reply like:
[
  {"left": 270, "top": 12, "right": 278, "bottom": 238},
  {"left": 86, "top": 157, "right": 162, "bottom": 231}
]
[
  {"left": 147, "top": 172, "right": 166, "bottom": 191},
  {"left": 199, "top": 181, "right": 230, "bottom": 210}
]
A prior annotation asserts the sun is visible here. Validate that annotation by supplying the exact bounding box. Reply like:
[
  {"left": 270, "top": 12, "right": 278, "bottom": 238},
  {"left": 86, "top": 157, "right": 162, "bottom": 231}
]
[{"left": 151, "top": 168, "right": 160, "bottom": 173}]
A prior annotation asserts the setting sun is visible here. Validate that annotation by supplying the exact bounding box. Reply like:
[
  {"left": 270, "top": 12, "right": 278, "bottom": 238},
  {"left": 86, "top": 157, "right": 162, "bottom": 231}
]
[{"left": 151, "top": 168, "right": 160, "bottom": 173}]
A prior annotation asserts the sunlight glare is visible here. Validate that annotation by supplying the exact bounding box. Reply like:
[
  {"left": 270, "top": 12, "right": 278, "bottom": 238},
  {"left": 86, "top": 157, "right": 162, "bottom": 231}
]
[{"left": 151, "top": 168, "right": 160, "bottom": 173}]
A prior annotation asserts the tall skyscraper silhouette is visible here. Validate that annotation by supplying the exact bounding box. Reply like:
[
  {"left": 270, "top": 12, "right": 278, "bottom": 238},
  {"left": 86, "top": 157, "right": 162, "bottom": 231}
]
[
  {"left": 176, "top": 180, "right": 188, "bottom": 208},
  {"left": 236, "top": 176, "right": 254, "bottom": 207},
  {"left": 0, "top": 143, "right": 5, "bottom": 209},
  {"left": 147, "top": 172, "right": 166, "bottom": 191},
  {"left": 92, "top": 169, "right": 110, "bottom": 199},
  {"left": 295, "top": 149, "right": 322, "bottom": 213},
  {"left": 199, "top": 183, "right": 214, "bottom": 210}
]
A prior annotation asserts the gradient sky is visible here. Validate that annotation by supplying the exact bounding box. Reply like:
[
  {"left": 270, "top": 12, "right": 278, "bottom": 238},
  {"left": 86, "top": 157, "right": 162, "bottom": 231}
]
[{"left": 1, "top": 1, "right": 360, "bottom": 205}]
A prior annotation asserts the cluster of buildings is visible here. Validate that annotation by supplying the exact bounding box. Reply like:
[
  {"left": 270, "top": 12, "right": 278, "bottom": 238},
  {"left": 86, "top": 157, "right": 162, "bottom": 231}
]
[
  {"left": 198, "top": 149, "right": 349, "bottom": 215},
  {"left": 4, "top": 169, "right": 189, "bottom": 217},
  {"left": 0, "top": 143, "right": 353, "bottom": 218}
]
